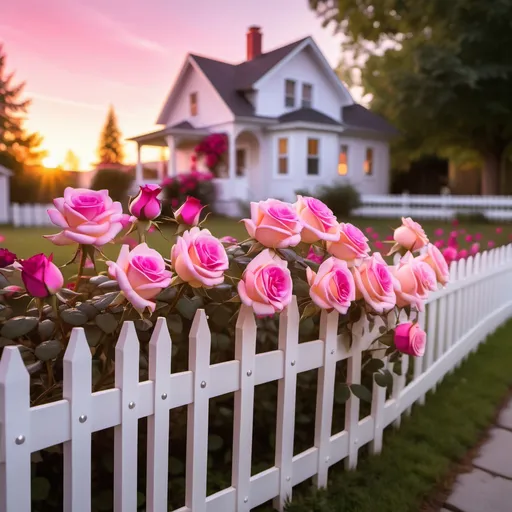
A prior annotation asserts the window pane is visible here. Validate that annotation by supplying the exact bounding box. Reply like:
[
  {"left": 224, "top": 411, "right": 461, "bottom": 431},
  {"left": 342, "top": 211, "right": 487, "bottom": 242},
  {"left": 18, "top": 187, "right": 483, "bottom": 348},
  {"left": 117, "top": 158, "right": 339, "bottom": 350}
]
[
  {"left": 338, "top": 144, "right": 348, "bottom": 175},
  {"left": 364, "top": 147, "right": 373, "bottom": 175},
  {"left": 302, "top": 83, "right": 312, "bottom": 100},
  {"left": 307, "top": 138, "right": 318, "bottom": 156},
  {"left": 307, "top": 158, "right": 319, "bottom": 175},
  {"left": 279, "top": 157, "right": 288, "bottom": 175},
  {"left": 190, "top": 92, "right": 197, "bottom": 116},
  {"left": 278, "top": 138, "right": 288, "bottom": 155},
  {"left": 285, "top": 80, "right": 295, "bottom": 107}
]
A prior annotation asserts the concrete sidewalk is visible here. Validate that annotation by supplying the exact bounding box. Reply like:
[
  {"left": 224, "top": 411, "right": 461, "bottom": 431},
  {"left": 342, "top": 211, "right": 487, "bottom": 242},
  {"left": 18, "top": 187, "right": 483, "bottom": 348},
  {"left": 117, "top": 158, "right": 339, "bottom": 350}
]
[{"left": 440, "top": 397, "right": 512, "bottom": 512}]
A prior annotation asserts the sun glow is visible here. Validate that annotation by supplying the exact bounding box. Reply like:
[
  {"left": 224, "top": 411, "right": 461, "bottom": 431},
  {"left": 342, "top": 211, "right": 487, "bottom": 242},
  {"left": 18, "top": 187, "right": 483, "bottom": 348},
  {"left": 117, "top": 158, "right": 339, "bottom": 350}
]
[{"left": 42, "top": 155, "right": 60, "bottom": 168}]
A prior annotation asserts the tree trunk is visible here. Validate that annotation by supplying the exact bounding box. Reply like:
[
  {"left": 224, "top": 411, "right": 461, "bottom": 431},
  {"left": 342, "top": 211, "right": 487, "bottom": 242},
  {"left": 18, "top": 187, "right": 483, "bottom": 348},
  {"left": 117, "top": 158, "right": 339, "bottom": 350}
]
[{"left": 481, "top": 153, "right": 501, "bottom": 195}]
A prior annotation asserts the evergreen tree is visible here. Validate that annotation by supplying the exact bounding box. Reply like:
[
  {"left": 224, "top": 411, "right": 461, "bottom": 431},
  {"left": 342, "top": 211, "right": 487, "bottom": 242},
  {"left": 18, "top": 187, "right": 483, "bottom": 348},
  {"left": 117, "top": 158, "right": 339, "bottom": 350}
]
[
  {"left": 63, "top": 149, "right": 80, "bottom": 171},
  {"left": 97, "top": 105, "right": 124, "bottom": 165},
  {"left": 0, "top": 44, "right": 44, "bottom": 170}
]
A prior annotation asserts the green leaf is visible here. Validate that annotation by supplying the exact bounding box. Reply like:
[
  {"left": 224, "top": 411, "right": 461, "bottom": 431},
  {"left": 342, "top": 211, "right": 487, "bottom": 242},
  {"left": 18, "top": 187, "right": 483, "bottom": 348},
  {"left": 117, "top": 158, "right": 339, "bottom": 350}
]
[
  {"left": 95, "top": 313, "right": 118, "bottom": 334},
  {"left": 208, "top": 284, "right": 234, "bottom": 302},
  {"left": 207, "top": 305, "right": 232, "bottom": 328},
  {"left": 137, "top": 492, "right": 146, "bottom": 507},
  {"left": 208, "top": 434, "right": 224, "bottom": 451},
  {"left": 1, "top": 316, "right": 38, "bottom": 339},
  {"left": 167, "top": 314, "right": 183, "bottom": 334},
  {"left": 0, "top": 337, "right": 14, "bottom": 347},
  {"left": 89, "top": 275, "right": 110, "bottom": 286},
  {"left": 31, "top": 477, "right": 50, "bottom": 501},
  {"left": 60, "top": 308, "right": 88, "bottom": 326},
  {"left": 77, "top": 302, "right": 99, "bottom": 320},
  {"left": 84, "top": 325, "right": 103, "bottom": 347},
  {"left": 365, "top": 358, "right": 385, "bottom": 373},
  {"left": 301, "top": 302, "right": 320, "bottom": 320},
  {"left": 349, "top": 306, "right": 362, "bottom": 324},
  {"left": 98, "top": 280, "right": 120, "bottom": 290},
  {"left": 134, "top": 318, "right": 153, "bottom": 332},
  {"left": 38, "top": 319, "right": 55, "bottom": 341},
  {"left": 169, "top": 456, "right": 184, "bottom": 475},
  {"left": 278, "top": 248, "right": 298, "bottom": 262},
  {"left": 350, "top": 384, "right": 373, "bottom": 403},
  {"left": 35, "top": 340, "right": 62, "bottom": 361},
  {"left": 379, "top": 325, "right": 387, "bottom": 334},
  {"left": 375, "top": 369, "right": 394, "bottom": 389},
  {"left": 93, "top": 489, "right": 113, "bottom": 511},
  {"left": 393, "top": 360, "right": 403, "bottom": 376},
  {"left": 292, "top": 278, "right": 310, "bottom": 298},
  {"left": 93, "top": 291, "right": 119, "bottom": 311},
  {"left": 216, "top": 333, "right": 231, "bottom": 350},
  {"left": 155, "top": 287, "right": 177, "bottom": 303},
  {"left": 177, "top": 297, "right": 201, "bottom": 320},
  {"left": 334, "top": 383, "right": 351, "bottom": 404}
]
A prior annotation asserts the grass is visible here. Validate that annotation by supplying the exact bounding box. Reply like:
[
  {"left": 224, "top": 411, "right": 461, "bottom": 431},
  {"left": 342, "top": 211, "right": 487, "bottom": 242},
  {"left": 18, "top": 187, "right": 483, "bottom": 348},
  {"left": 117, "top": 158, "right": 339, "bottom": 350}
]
[{"left": 285, "top": 319, "right": 512, "bottom": 512}]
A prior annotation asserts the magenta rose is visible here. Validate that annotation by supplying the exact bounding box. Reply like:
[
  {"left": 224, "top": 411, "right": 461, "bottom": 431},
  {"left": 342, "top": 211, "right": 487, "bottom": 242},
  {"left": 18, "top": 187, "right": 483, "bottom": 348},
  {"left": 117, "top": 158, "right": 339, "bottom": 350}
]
[
  {"left": 393, "top": 217, "right": 429, "bottom": 252},
  {"left": 17, "top": 254, "right": 64, "bottom": 298},
  {"left": 306, "top": 257, "right": 355, "bottom": 314},
  {"left": 0, "top": 249, "right": 17, "bottom": 268},
  {"left": 442, "top": 246, "right": 457, "bottom": 265},
  {"left": 174, "top": 196, "right": 205, "bottom": 226},
  {"left": 326, "top": 223, "right": 370, "bottom": 264},
  {"left": 294, "top": 196, "right": 339, "bottom": 243},
  {"left": 352, "top": 253, "right": 396, "bottom": 313},
  {"left": 45, "top": 188, "right": 123, "bottom": 246},
  {"left": 107, "top": 243, "right": 172, "bottom": 313},
  {"left": 394, "top": 322, "right": 427, "bottom": 357},
  {"left": 243, "top": 199, "right": 302, "bottom": 248},
  {"left": 237, "top": 249, "right": 292, "bottom": 316},
  {"left": 306, "top": 246, "right": 324, "bottom": 265},
  {"left": 129, "top": 184, "right": 162, "bottom": 221},
  {"left": 171, "top": 227, "right": 228, "bottom": 288}
]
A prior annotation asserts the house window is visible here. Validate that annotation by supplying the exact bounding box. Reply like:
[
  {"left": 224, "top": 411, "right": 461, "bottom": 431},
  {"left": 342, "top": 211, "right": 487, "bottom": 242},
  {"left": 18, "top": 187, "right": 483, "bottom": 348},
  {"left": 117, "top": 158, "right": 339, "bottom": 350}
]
[
  {"left": 338, "top": 144, "right": 348, "bottom": 175},
  {"left": 285, "top": 80, "right": 296, "bottom": 108},
  {"left": 278, "top": 138, "right": 288, "bottom": 175},
  {"left": 190, "top": 92, "right": 198, "bottom": 116},
  {"left": 236, "top": 148, "right": 246, "bottom": 177},
  {"left": 307, "top": 138, "right": 319, "bottom": 175},
  {"left": 364, "top": 147, "right": 374, "bottom": 175},
  {"left": 302, "top": 83, "right": 313, "bottom": 108}
]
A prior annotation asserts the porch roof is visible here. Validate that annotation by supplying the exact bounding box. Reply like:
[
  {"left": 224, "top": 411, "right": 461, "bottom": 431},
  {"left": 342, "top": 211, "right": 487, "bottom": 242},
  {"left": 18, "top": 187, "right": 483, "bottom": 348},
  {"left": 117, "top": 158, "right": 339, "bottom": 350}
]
[{"left": 127, "top": 121, "right": 210, "bottom": 146}]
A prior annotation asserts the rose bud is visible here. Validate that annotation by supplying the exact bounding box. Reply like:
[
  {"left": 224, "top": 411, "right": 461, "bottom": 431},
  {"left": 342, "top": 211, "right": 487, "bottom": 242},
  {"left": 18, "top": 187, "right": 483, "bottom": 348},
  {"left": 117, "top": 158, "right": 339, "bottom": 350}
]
[
  {"left": 174, "top": 196, "right": 205, "bottom": 226},
  {"left": 129, "top": 184, "right": 162, "bottom": 221},
  {"left": 0, "top": 248, "right": 17, "bottom": 268},
  {"left": 393, "top": 217, "right": 429, "bottom": 252},
  {"left": 394, "top": 322, "right": 427, "bottom": 357},
  {"left": 18, "top": 254, "right": 64, "bottom": 298}
]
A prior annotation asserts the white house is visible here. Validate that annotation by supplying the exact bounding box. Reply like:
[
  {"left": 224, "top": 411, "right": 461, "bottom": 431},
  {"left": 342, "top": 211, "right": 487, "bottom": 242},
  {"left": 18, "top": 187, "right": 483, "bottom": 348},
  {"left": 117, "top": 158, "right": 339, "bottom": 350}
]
[{"left": 129, "top": 27, "right": 397, "bottom": 214}]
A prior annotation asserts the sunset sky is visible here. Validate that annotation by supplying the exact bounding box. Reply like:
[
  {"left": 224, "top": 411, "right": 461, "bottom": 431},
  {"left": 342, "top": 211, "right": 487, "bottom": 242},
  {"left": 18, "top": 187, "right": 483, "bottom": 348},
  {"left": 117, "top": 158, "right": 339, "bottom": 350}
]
[{"left": 2, "top": 0, "right": 346, "bottom": 169}]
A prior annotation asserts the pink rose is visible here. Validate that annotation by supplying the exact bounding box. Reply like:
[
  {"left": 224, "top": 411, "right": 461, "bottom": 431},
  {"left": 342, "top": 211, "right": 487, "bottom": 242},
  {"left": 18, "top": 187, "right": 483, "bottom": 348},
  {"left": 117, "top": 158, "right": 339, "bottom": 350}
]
[
  {"left": 465, "top": 234, "right": 473, "bottom": 243},
  {"left": 107, "top": 243, "right": 172, "bottom": 313},
  {"left": 394, "top": 322, "right": 426, "bottom": 357},
  {"left": 475, "top": 233, "right": 482, "bottom": 241},
  {"left": 237, "top": 249, "right": 292, "bottom": 316},
  {"left": 365, "top": 227, "right": 373, "bottom": 233},
  {"left": 326, "top": 223, "right": 370, "bottom": 264},
  {"left": 375, "top": 240, "right": 384, "bottom": 250},
  {"left": 457, "top": 249, "right": 468, "bottom": 260},
  {"left": 120, "top": 214, "right": 133, "bottom": 230},
  {"left": 18, "top": 254, "right": 64, "bottom": 298},
  {"left": 352, "top": 253, "right": 396, "bottom": 313},
  {"left": 442, "top": 246, "right": 457, "bottom": 265},
  {"left": 0, "top": 248, "right": 17, "bottom": 268},
  {"left": 174, "top": 196, "right": 205, "bottom": 226},
  {"left": 129, "top": 184, "right": 162, "bottom": 221},
  {"left": 496, "top": 227, "right": 503, "bottom": 234},
  {"left": 243, "top": 199, "right": 302, "bottom": 248},
  {"left": 372, "top": 232, "right": 379, "bottom": 240},
  {"left": 45, "top": 188, "right": 123, "bottom": 246},
  {"left": 419, "top": 243, "right": 450, "bottom": 286},
  {"left": 434, "top": 240, "right": 444, "bottom": 249},
  {"left": 294, "top": 196, "right": 339, "bottom": 243},
  {"left": 488, "top": 241, "right": 495, "bottom": 249},
  {"left": 306, "top": 246, "right": 324, "bottom": 265},
  {"left": 306, "top": 257, "right": 355, "bottom": 314},
  {"left": 219, "top": 236, "right": 238, "bottom": 246},
  {"left": 470, "top": 242, "right": 480, "bottom": 256},
  {"left": 393, "top": 252, "right": 437, "bottom": 311},
  {"left": 393, "top": 217, "right": 429, "bottom": 252},
  {"left": 171, "top": 227, "right": 228, "bottom": 288}
]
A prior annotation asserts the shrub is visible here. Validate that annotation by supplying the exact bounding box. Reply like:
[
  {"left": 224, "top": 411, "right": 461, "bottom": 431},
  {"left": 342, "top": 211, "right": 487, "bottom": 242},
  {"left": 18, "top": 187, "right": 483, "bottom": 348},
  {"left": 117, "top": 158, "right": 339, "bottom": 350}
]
[
  {"left": 455, "top": 211, "right": 489, "bottom": 224},
  {"left": 90, "top": 168, "right": 133, "bottom": 204},
  {"left": 300, "top": 184, "right": 361, "bottom": 219}
]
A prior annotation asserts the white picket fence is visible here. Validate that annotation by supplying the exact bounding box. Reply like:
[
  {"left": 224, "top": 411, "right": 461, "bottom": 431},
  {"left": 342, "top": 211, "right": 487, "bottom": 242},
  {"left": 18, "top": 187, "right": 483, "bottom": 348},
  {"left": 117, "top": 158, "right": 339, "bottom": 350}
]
[
  {"left": 11, "top": 204, "right": 54, "bottom": 227},
  {"left": 1, "top": 245, "right": 512, "bottom": 511},
  {"left": 354, "top": 194, "right": 512, "bottom": 220}
]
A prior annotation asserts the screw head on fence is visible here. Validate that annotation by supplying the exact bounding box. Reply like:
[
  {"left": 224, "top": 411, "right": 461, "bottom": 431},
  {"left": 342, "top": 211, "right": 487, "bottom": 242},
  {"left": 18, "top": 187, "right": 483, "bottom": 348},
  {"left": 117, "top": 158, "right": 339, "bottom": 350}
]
[
  {"left": 286, "top": 476, "right": 291, "bottom": 481},
  {"left": 246, "top": 370, "right": 252, "bottom": 377},
  {"left": 330, "top": 349, "right": 335, "bottom": 355},
  {"left": 244, "top": 497, "right": 248, "bottom": 503},
  {"left": 78, "top": 415, "right": 87, "bottom": 423},
  {"left": 291, "top": 360, "right": 296, "bottom": 366},
  {"left": 128, "top": 401, "right": 136, "bottom": 409},
  {"left": 200, "top": 381, "right": 207, "bottom": 388},
  {"left": 15, "top": 435, "right": 25, "bottom": 445},
  {"left": 161, "top": 393, "right": 168, "bottom": 400}
]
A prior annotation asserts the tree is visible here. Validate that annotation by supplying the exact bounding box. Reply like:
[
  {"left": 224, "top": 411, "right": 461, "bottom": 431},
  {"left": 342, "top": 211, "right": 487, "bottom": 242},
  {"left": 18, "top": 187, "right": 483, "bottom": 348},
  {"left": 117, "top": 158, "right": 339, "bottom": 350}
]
[
  {"left": 0, "top": 44, "right": 45, "bottom": 169},
  {"left": 63, "top": 149, "right": 80, "bottom": 171},
  {"left": 311, "top": 0, "right": 512, "bottom": 194},
  {"left": 97, "top": 105, "right": 124, "bottom": 165}
]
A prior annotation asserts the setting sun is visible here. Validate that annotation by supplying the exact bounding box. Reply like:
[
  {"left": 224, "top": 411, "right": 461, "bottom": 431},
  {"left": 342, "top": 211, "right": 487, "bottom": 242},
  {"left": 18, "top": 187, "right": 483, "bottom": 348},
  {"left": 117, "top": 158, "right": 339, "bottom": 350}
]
[{"left": 42, "top": 155, "right": 60, "bottom": 168}]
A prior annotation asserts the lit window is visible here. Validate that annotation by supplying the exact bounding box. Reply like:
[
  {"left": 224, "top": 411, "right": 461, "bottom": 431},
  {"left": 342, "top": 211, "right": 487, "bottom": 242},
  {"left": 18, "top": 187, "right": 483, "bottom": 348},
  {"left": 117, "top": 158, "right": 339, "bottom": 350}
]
[
  {"left": 190, "top": 92, "right": 198, "bottom": 116},
  {"left": 307, "top": 138, "right": 319, "bottom": 175},
  {"left": 278, "top": 138, "right": 288, "bottom": 175},
  {"left": 338, "top": 145, "right": 348, "bottom": 175},
  {"left": 364, "top": 147, "right": 374, "bottom": 175},
  {"left": 285, "top": 80, "right": 296, "bottom": 108},
  {"left": 302, "top": 83, "right": 313, "bottom": 108}
]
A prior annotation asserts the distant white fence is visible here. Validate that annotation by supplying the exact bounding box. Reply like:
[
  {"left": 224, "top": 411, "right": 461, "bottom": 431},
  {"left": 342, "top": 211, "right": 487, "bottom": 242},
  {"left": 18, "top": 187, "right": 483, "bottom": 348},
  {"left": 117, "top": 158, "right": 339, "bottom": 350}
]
[
  {"left": 11, "top": 204, "right": 53, "bottom": 227},
  {"left": 1, "top": 245, "right": 511, "bottom": 511},
  {"left": 355, "top": 194, "right": 512, "bottom": 220}
]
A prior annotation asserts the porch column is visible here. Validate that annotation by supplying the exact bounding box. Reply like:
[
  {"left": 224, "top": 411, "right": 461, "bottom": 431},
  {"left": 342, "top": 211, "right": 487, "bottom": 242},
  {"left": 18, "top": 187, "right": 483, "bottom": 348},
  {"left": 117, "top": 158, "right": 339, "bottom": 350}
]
[
  {"left": 166, "top": 136, "right": 177, "bottom": 177},
  {"left": 136, "top": 143, "right": 143, "bottom": 184},
  {"left": 228, "top": 131, "right": 236, "bottom": 180}
]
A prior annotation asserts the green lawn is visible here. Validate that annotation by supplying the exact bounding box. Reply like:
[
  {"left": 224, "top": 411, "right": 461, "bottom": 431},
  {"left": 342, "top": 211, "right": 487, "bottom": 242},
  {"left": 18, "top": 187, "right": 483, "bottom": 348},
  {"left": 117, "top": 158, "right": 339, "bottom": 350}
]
[{"left": 286, "top": 319, "right": 512, "bottom": 512}]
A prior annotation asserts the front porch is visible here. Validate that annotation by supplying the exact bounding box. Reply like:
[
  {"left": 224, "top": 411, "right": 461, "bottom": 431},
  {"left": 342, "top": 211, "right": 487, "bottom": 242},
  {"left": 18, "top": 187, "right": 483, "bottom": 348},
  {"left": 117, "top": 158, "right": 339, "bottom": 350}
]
[{"left": 128, "top": 124, "right": 261, "bottom": 214}]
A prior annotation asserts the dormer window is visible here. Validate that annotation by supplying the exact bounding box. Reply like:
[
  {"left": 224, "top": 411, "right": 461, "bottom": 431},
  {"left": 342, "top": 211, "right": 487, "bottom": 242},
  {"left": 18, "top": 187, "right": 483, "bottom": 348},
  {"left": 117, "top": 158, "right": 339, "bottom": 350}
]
[
  {"left": 190, "top": 92, "right": 198, "bottom": 116},
  {"left": 285, "top": 80, "right": 296, "bottom": 108},
  {"left": 302, "top": 83, "right": 312, "bottom": 108}
]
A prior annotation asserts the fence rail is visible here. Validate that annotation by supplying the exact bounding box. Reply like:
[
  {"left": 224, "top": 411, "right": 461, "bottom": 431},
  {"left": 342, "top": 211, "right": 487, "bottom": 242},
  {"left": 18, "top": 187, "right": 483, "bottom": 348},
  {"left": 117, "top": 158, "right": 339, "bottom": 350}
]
[
  {"left": 11, "top": 204, "right": 54, "bottom": 227},
  {"left": 0, "top": 246, "right": 512, "bottom": 511},
  {"left": 354, "top": 194, "right": 512, "bottom": 220}
]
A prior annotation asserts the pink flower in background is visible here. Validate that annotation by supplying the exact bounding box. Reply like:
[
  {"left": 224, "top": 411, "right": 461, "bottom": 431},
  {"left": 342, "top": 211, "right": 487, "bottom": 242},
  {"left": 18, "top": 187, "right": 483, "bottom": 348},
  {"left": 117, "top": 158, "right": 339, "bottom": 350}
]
[
  {"left": 107, "top": 243, "right": 172, "bottom": 313},
  {"left": 371, "top": 232, "right": 379, "bottom": 240},
  {"left": 171, "top": 227, "right": 229, "bottom": 288},
  {"left": 243, "top": 199, "right": 302, "bottom": 248},
  {"left": 128, "top": 184, "right": 162, "bottom": 221},
  {"left": 365, "top": 227, "right": 373, "bottom": 234},
  {"left": 452, "top": 219, "right": 459, "bottom": 227},
  {"left": 306, "top": 246, "right": 324, "bottom": 265},
  {"left": 475, "top": 233, "right": 482, "bottom": 241},
  {"left": 294, "top": 196, "right": 339, "bottom": 243},
  {"left": 434, "top": 240, "right": 444, "bottom": 249},
  {"left": 375, "top": 240, "right": 384, "bottom": 250},
  {"left": 457, "top": 249, "right": 468, "bottom": 260},
  {"left": 393, "top": 217, "right": 429, "bottom": 252},
  {"left": 442, "top": 246, "right": 458, "bottom": 265},
  {"left": 496, "top": 227, "right": 503, "bottom": 234},
  {"left": 18, "top": 254, "right": 64, "bottom": 298},
  {"left": 419, "top": 244, "right": 450, "bottom": 286},
  {"left": 307, "top": 257, "right": 355, "bottom": 314},
  {"left": 238, "top": 249, "right": 292, "bottom": 316},
  {"left": 174, "top": 196, "right": 205, "bottom": 226},
  {"left": 121, "top": 236, "right": 138, "bottom": 250},
  {"left": 434, "top": 229, "right": 444, "bottom": 237},
  {"left": 326, "top": 223, "right": 370, "bottom": 264},
  {"left": 488, "top": 241, "right": 495, "bottom": 248},
  {"left": 459, "top": 229, "right": 466, "bottom": 235},
  {"left": 120, "top": 214, "right": 132, "bottom": 230},
  {"left": 465, "top": 234, "right": 473, "bottom": 243},
  {"left": 450, "top": 231, "right": 458, "bottom": 238},
  {"left": 45, "top": 188, "right": 123, "bottom": 246},
  {"left": 171, "top": 199, "right": 179, "bottom": 208},
  {"left": 448, "top": 235, "right": 458, "bottom": 248},
  {"left": 0, "top": 235, "right": 4, "bottom": 243},
  {"left": 394, "top": 323, "right": 427, "bottom": 357},
  {"left": 385, "top": 235, "right": 393, "bottom": 241},
  {"left": 470, "top": 243, "right": 480, "bottom": 256}
]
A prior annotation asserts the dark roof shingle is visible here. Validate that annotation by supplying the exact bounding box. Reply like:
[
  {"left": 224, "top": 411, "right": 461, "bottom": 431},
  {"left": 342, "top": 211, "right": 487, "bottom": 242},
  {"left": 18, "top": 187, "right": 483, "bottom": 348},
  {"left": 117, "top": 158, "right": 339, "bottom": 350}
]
[
  {"left": 278, "top": 108, "right": 341, "bottom": 126},
  {"left": 342, "top": 104, "right": 398, "bottom": 135}
]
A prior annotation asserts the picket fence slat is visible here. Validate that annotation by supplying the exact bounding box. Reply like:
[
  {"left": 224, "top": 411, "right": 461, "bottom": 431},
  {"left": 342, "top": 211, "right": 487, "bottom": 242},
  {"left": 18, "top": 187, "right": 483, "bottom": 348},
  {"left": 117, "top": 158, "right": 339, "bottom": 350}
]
[{"left": 1, "top": 245, "right": 512, "bottom": 511}]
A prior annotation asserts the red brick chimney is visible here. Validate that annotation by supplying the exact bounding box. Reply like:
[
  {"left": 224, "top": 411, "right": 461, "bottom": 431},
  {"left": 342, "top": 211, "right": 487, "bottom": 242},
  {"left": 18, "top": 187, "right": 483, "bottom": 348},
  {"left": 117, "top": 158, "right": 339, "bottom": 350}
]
[{"left": 247, "top": 26, "right": 262, "bottom": 61}]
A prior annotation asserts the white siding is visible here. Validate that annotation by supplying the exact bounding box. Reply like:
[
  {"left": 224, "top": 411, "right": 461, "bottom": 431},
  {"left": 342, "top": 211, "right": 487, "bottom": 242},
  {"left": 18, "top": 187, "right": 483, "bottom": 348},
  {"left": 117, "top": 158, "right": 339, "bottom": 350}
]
[
  {"left": 254, "top": 47, "right": 348, "bottom": 120},
  {"left": 164, "top": 65, "right": 233, "bottom": 128}
]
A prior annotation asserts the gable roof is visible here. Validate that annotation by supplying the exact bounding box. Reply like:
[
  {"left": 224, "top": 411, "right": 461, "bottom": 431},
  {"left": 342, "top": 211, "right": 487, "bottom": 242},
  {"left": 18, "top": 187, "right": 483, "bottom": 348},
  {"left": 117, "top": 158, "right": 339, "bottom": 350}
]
[
  {"left": 278, "top": 108, "right": 341, "bottom": 126},
  {"left": 342, "top": 104, "right": 398, "bottom": 135}
]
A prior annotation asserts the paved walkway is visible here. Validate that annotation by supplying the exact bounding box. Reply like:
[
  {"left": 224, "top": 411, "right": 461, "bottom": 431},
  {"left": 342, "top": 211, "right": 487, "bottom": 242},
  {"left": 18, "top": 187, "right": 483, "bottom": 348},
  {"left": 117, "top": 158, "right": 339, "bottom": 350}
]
[{"left": 440, "top": 397, "right": 512, "bottom": 512}]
